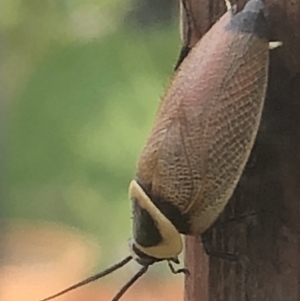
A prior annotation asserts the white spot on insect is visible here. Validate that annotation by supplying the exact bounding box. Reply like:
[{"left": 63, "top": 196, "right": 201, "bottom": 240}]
[
  {"left": 269, "top": 41, "right": 283, "bottom": 50},
  {"left": 224, "top": 0, "right": 232, "bottom": 11}
]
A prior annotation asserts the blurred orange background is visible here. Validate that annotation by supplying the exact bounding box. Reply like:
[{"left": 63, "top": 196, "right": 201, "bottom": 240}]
[{"left": 0, "top": 221, "right": 184, "bottom": 301}]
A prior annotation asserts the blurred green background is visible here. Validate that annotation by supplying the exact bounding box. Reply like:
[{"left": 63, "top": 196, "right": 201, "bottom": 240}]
[{"left": 1, "top": 0, "right": 182, "bottom": 278}]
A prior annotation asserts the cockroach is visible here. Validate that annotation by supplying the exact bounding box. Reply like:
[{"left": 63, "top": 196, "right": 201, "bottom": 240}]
[{"left": 39, "top": 0, "right": 281, "bottom": 301}]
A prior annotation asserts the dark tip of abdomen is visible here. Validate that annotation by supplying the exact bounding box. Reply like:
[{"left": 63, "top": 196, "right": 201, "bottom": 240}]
[{"left": 226, "top": 0, "right": 268, "bottom": 39}]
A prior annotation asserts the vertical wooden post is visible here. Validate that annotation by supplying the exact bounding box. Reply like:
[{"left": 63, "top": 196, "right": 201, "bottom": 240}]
[
  {"left": 184, "top": 236, "right": 209, "bottom": 301},
  {"left": 184, "top": 1, "right": 300, "bottom": 301}
]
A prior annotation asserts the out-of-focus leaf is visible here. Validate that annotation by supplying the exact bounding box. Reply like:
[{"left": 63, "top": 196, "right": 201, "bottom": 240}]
[{"left": 0, "top": 0, "right": 23, "bottom": 27}]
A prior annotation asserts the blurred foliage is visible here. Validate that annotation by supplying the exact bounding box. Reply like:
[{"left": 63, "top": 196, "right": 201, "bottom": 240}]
[
  {"left": 2, "top": 0, "right": 133, "bottom": 101},
  {"left": 2, "top": 0, "right": 180, "bottom": 267},
  {"left": 128, "top": 0, "right": 175, "bottom": 27}
]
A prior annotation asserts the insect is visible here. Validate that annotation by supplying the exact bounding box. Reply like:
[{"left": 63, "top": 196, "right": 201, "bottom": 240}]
[{"left": 39, "top": 0, "right": 281, "bottom": 301}]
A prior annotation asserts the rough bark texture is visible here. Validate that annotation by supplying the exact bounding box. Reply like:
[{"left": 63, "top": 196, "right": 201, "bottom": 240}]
[{"left": 184, "top": 1, "right": 300, "bottom": 301}]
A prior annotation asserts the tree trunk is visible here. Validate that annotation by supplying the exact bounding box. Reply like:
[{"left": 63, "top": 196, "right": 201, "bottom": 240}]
[{"left": 184, "top": 1, "right": 300, "bottom": 301}]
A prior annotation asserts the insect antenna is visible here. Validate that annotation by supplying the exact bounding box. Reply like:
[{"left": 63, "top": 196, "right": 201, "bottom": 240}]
[
  {"left": 111, "top": 264, "right": 149, "bottom": 301},
  {"left": 39, "top": 255, "right": 133, "bottom": 301}
]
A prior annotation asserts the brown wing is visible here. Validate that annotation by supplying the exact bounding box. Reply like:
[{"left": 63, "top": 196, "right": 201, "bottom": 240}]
[
  {"left": 136, "top": 8, "right": 269, "bottom": 234},
  {"left": 188, "top": 33, "right": 269, "bottom": 233}
]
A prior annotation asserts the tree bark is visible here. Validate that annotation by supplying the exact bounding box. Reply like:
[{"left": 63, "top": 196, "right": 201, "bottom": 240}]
[{"left": 184, "top": 1, "right": 300, "bottom": 301}]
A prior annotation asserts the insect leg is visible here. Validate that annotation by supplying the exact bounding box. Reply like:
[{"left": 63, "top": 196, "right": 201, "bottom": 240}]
[
  {"left": 167, "top": 260, "right": 190, "bottom": 275},
  {"left": 224, "top": 0, "right": 232, "bottom": 11}
]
